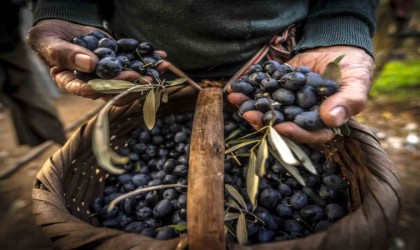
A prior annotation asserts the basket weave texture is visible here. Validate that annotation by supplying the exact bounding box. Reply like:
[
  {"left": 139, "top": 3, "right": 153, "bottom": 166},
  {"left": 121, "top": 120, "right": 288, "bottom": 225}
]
[{"left": 32, "top": 85, "right": 402, "bottom": 250}]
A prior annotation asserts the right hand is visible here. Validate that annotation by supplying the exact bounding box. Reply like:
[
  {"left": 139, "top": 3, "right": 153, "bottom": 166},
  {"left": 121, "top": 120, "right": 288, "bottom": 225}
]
[{"left": 28, "top": 19, "right": 169, "bottom": 104}]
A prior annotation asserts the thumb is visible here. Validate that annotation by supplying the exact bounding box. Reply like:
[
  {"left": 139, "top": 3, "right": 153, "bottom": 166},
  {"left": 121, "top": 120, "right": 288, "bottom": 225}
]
[
  {"left": 43, "top": 37, "right": 98, "bottom": 72},
  {"left": 28, "top": 24, "right": 98, "bottom": 72},
  {"left": 319, "top": 69, "right": 372, "bottom": 127}
]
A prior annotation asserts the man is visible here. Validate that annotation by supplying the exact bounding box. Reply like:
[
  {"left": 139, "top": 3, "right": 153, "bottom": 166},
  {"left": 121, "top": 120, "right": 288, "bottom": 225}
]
[
  {"left": 0, "top": 0, "right": 65, "bottom": 146},
  {"left": 27, "top": 0, "right": 377, "bottom": 144}
]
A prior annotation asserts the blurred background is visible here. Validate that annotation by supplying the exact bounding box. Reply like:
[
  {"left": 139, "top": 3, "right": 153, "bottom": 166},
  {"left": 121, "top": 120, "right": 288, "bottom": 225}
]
[{"left": 0, "top": 0, "right": 419, "bottom": 249}]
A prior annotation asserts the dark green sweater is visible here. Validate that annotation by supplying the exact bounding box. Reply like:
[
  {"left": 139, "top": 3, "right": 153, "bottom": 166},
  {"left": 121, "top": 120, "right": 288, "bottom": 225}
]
[{"left": 32, "top": 0, "right": 378, "bottom": 77}]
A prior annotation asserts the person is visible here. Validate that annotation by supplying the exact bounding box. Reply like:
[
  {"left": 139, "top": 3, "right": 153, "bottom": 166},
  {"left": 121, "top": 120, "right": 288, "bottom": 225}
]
[
  {"left": 27, "top": 0, "right": 377, "bottom": 144},
  {"left": 0, "top": 0, "right": 66, "bottom": 146}
]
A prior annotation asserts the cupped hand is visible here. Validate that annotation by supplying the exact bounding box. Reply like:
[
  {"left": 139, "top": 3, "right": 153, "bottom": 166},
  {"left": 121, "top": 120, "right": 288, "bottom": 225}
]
[
  {"left": 28, "top": 19, "right": 170, "bottom": 105},
  {"left": 227, "top": 46, "right": 375, "bottom": 144}
]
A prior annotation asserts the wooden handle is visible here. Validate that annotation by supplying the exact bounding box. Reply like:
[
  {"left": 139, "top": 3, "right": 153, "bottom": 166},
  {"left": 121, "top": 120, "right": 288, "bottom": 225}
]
[{"left": 187, "top": 88, "right": 225, "bottom": 250}]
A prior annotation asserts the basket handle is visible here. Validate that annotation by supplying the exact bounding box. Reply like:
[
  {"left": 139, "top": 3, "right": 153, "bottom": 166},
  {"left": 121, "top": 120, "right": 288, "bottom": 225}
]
[{"left": 187, "top": 88, "right": 226, "bottom": 250}]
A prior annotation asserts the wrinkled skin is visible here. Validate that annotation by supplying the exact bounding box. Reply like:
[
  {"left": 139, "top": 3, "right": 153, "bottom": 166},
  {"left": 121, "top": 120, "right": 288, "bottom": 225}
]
[
  {"left": 27, "top": 19, "right": 170, "bottom": 105},
  {"left": 227, "top": 46, "right": 375, "bottom": 144},
  {"left": 28, "top": 20, "right": 374, "bottom": 143}
]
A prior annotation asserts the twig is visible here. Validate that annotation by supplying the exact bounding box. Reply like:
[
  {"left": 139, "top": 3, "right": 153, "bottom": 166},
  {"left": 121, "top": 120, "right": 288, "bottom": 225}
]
[{"left": 168, "top": 64, "right": 202, "bottom": 91}]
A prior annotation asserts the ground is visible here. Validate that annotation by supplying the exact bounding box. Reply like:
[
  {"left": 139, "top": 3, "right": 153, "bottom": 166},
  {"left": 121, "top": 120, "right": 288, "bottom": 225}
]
[{"left": 0, "top": 93, "right": 419, "bottom": 250}]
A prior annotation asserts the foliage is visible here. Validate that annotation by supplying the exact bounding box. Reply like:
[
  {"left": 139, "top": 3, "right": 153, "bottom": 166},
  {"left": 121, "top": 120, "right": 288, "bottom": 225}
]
[{"left": 372, "top": 60, "right": 420, "bottom": 97}]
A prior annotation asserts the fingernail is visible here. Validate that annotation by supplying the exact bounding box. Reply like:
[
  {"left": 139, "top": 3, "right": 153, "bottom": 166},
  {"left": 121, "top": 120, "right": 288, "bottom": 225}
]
[
  {"left": 329, "top": 106, "right": 348, "bottom": 124},
  {"left": 74, "top": 54, "right": 93, "bottom": 71}
]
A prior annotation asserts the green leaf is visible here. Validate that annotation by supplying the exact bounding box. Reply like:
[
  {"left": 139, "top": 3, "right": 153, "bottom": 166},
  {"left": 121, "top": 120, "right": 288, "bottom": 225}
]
[
  {"left": 88, "top": 79, "right": 151, "bottom": 94},
  {"left": 333, "top": 54, "right": 346, "bottom": 64},
  {"left": 269, "top": 147, "right": 306, "bottom": 186},
  {"left": 143, "top": 89, "right": 156, "bottom": 130},
  {"left": 332, "top": 127, "right": 343, "bottom": 136},
  {"left": 225, "top": 184, "right": 248, "bottom": 211},
  {"left": 92, "top": 107, "right": 125, "bottom": 175},
  {"left": 236, "top": 213, "right": 248, "bottom": 245},
  {"left": 224, "top": 212, "right": 240, "bottom": 221},
  {"left": 339, "top": 123, "right": 351, "bottom": 136},
  {"left": 283, "top": 137, "right": 318, "bottom": 175},
  {"left": 323, "top": 55, "right": 345, "bottom": 84},
  {"left": 167, "top": 224, "right": 188, "bottom": 232},
  {"left": 155, "top": 88, "right": 162, "bottom": 112},
  {"left": 225, "top": 129, "right": 242, "bottom": 142},
  {"left": 226, "top": 198, "right": 241, "bottom": 210},
  {"left": 224, "top": 224, "right": 236, "bottom": 238},
  {"left": 109, "top": 150, "right": 129, "bottom": 165},
  {"left": 166, "top": 78, "right": 188, "bottom": 86},
  {"left": 225, "top": 140, "right": 258, "bottom": 154},
  {"left": 246, "top": 151, "right": 259, "bottom": 209},
  {"left": 134, "top": 162, "right": 141, "bottom": 172},
  {"left": 267, "top": 127, "right": 299, "bottom": 166},
  {"left": 256, "top": 137, "right": 268, "bottom": 177},
  {"left": 227, "top": 126, "right": 267, "bottom": 145},
  {"left": 162, "top": 89, "right": 169, "bottom": 103}
]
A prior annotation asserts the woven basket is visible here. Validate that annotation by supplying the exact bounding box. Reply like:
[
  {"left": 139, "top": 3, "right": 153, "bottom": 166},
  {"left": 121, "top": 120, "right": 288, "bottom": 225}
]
[{"left": 32, "top": 85, "right": 402, "bottom": 250}]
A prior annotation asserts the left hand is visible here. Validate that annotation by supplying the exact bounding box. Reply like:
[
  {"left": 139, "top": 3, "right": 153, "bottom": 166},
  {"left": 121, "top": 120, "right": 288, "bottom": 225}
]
[{"left": 227, "top": 46, "right": 375, "bottom": 144}]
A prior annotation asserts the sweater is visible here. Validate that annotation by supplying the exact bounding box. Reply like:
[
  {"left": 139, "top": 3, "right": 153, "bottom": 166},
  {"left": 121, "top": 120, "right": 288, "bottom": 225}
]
[{"left": 31, "top": 0, "right": 379, "bottom": 78}]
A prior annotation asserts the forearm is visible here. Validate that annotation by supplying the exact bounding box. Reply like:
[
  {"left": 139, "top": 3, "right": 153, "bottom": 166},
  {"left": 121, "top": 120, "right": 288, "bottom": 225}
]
[
  {"left": 31, "top": 0, "right": 105, "bottom": 28},
  {"left": 293, "top": 0, "right": 379, "bottom": 57}
]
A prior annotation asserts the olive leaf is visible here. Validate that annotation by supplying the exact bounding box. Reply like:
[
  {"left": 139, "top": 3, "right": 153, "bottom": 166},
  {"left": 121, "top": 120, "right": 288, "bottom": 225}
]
[
  {"left": 225, "top": 184, "right": 248, "bottom": 211},
  {"left": 162, "top": 89, "right": 169, "bottom": 103},
  {"left": 282, "top": 137, "right": 318, "bottom": 175},
  {"left": 235, "top": 153, "right": 251, "bottom": 158},
  {"left": 246, "top": 151, "right": 259, "bottom": 209},
  {"left": 225, "top": 140, "right": 258, "bottom": 154},
  {"left": 92, "top": 85, "right": 150, "bottom": 174},
  {"left": 269, "top": 147, "right": 306, "bottom": 186},
  {"left": 332, "top": 127, "right": 343, "bottom": 136},
  {"left": 166, "top": 78, "right": 189, "bottom": 87},
  {"left": 155, "top": 88, "right": 162, "bottom": 112},
  {"left": 323, "top": 55, "right": 345, "bottom": 84},
  {"left": 109, "top": 150, "right": 129, "bottom": 165},
  {"left": 143, "top": 89, "right": 156, "bottom": 130},
  {"left": 224, "top": 224, "right": 236, "bottom": 238},
  {"left": 226, "top": 198, "right": 242, "bottom": 210},
  {"left": 224, "top": 212, "right": 241, "bottom": 221},
  {"left": 256, "top": 137, "right": 268, "bottom": 177},
  {"left": 225, "top": 129, "right": 242, "bottom": 142},
  {"left": 134, "top": 162, "right": 141, "bottom": 172},
  {"left": 167, "top": 224, "right": 188, "bottom": 232},
  {"left": 88, "top": 79, "right": 152, "bottom": 94},
  {"left": 93, "top": 105, "right": 126, "bottom": 175},
  {"left": 267, "top": 127, "right": 299, "bottom": 166},
  {"left": 227, "top": 126, "right": 267, "bottom": 145},
  {"left": 236, "top": 213, "right": 248, "bottom": 245},
  {"left": 339, "top": 123, "right": 351, "bottom": 136}
]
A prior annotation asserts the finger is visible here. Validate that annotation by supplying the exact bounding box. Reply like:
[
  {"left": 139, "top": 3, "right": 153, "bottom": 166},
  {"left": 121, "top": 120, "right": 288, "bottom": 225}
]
[
  {"left": 227, "top": 93, "right": 250, "bottom": 107},
  {"left": 52, "top": 67, "right": 102, "bottom": 98},
  {"left": 320, "top": 67, "right": 372, "bottom": 127},
  {"left": 155, "top": 50, "right": 167, "bottom": 58},
  {"left": 156, "top": 60, "right": 171, "bottom": 72},
  {"left": 29, "top": 30, "right": 97, "bottom": 72},
  {"left": 274, "top": 122, "right": 335, "bottom": 144},
  {"left": 48, "top": 38, "right": 98, "bottom": 72},
  {"left": 114, "top": 70, "right": 141, "bottom": 81},
  {"left": 242, "top": 111, "right": 264, "bottom": 130}
]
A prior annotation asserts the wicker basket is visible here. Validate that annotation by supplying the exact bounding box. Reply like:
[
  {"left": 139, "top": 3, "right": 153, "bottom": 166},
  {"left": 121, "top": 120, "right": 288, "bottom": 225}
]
[{"left": 32, "top": 85, "right": 402, "bottom": 250}]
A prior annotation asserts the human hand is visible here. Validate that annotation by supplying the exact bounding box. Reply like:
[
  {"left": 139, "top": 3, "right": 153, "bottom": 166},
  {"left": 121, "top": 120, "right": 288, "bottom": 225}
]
[
  {"left": 227, "top": 46, "right": 374, "bottom": 144},
  {"left": 28, "top": 19, "right": 169, "bottom": 105}
]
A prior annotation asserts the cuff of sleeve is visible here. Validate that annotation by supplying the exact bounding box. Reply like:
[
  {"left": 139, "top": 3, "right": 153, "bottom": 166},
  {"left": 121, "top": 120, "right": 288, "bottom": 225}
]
[
  {"left": 33, "top": 0, "right": 104, "bottom": 28},
  {"left": 293, "top": 15, "right": 374, "bottom": 58}
]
